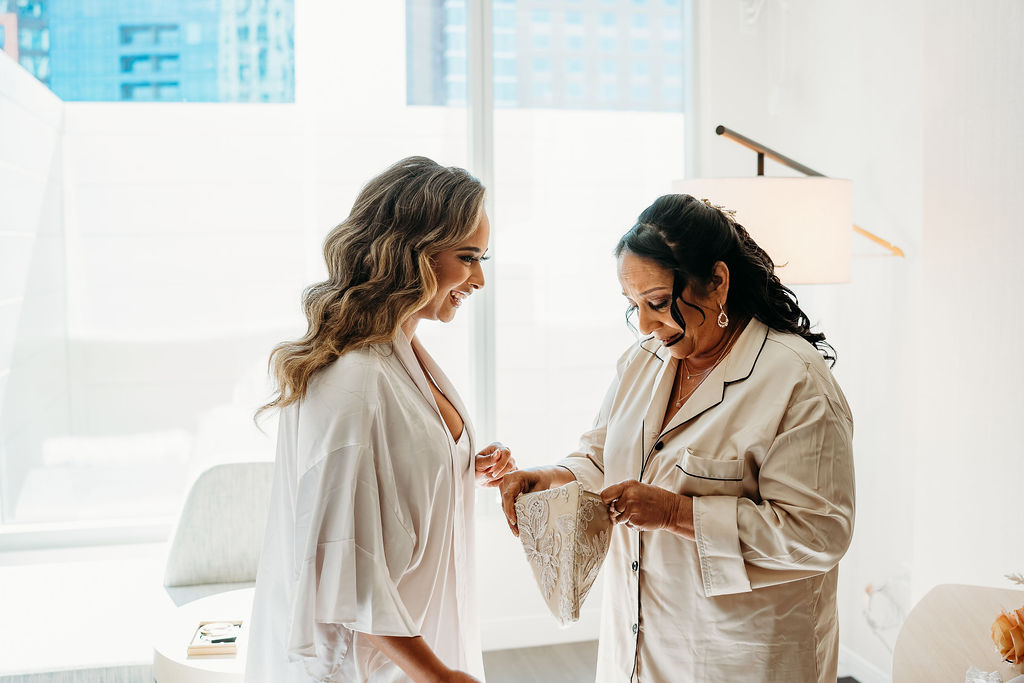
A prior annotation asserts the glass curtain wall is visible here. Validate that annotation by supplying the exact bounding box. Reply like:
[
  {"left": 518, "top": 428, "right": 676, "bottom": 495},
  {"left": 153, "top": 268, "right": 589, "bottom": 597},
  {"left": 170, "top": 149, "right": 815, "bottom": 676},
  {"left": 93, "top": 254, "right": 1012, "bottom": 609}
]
[
  {"left": 488, "top": 0, "right": 686, "bottom": 468},
  {"left": 1, "top": 0, "right": 685, "bottom": 540}
]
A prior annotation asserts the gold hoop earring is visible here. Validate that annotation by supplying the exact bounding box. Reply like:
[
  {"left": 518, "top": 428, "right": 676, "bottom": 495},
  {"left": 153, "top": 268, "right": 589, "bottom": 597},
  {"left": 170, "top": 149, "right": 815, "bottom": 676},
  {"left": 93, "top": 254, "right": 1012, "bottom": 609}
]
[{"left": 717, "top": 303, "right": 729, "bottom": 328}]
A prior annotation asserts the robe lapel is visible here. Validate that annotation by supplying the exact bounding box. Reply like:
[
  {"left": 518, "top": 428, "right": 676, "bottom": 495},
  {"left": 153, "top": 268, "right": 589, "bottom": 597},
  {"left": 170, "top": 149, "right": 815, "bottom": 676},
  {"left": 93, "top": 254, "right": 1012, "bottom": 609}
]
[
  {"left": 410, "top": 335, "right": 476, "bottom": 453},
  {"left": 659, "top": 363, "right": 728, "bottom": 435},
  {"left": 657, "top": 319, "right": 770, "bottom": 437},
  {"left": 640, "top": 345, "right": 677, "bottom": 460},
  {"left": 389, "top": 331, "right": 439, "bottom": 414}
]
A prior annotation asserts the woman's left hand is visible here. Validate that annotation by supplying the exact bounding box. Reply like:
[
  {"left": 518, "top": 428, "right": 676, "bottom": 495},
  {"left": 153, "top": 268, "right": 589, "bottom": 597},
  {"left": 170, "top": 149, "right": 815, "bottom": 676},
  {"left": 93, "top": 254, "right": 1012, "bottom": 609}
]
[
  {"left": 475, "top": 442, "right": 516, "bottom": 487},
  {"left": 601, "top": 480, "right": 693, "bottom": 537}
]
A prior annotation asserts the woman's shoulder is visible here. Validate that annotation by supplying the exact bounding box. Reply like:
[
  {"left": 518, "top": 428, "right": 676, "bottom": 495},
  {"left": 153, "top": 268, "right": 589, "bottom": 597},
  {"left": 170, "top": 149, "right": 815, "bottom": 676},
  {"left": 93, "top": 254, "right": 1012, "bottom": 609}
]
[
  {"left": 303, "top": 343, "right": 395, "bottom": 407},
  {"left": 760, "top": 328, "right": 850, "bottom": 416},
  {"left": 762, "top": 329, "right": 828, "bottom": 370},
  {"left": 278, "top": 345, "right": 399, "bottom": 459}
]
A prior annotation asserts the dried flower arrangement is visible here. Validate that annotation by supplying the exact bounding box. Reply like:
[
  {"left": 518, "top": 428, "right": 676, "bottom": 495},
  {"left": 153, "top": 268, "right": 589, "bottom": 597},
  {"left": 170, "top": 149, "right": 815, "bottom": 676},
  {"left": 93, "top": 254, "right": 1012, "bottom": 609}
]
[{"left": 992, "top": 607, "right": 1024, "bottom": 665}]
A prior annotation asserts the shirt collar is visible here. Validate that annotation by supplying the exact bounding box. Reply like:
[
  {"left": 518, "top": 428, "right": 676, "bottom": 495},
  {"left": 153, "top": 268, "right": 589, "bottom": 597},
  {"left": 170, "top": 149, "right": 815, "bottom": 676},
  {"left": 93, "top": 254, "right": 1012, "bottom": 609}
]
[{"left": 652, "top": 316, "right": 769, "bottom": 384}]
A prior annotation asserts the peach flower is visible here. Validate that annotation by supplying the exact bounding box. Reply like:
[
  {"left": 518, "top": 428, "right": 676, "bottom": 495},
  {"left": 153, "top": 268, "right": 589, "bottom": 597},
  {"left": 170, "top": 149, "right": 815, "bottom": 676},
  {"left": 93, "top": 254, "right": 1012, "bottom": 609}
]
[{"left": 992, "top": 606, "right": 1024, "bottom": 664}]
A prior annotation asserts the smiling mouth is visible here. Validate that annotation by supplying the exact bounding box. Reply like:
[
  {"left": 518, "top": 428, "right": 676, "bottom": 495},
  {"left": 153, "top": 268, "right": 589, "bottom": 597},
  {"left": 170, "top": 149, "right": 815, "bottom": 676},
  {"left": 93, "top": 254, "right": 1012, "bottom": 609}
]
[
  {"left": 660, "top": 333, "right": 683, "bottom": 347},
  {"left": 449, "top": 290, "right": 470, "bottom": 307}
]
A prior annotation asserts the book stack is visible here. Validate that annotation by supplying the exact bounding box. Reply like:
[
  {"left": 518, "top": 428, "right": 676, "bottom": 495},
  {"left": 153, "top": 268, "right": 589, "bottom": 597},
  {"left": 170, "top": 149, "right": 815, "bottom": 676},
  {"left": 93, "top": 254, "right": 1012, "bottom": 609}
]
[{"left": 187, "top": 620, "right": 243, "bottom": 656}]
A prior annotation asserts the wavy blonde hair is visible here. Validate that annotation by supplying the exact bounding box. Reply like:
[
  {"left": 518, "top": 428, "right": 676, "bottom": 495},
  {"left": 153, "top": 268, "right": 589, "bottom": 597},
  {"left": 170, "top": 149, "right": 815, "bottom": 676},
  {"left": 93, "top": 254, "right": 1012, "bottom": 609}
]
[{"left": 259, "top": 156, "right": 485, "bottom": 415}]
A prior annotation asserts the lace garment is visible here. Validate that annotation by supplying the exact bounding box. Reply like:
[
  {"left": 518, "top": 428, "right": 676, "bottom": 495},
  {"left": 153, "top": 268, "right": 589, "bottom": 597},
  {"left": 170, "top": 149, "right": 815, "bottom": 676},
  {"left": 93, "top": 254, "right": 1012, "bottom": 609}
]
[{"left": 514, "top": 481, "right": 612, "bottom": 626}]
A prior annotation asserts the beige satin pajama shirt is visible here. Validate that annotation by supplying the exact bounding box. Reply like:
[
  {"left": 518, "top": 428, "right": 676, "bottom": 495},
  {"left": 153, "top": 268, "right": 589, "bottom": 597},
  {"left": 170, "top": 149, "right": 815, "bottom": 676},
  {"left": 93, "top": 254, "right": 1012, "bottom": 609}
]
[{"left": 559, "top": 318, "right": 855, "bottom": 683}]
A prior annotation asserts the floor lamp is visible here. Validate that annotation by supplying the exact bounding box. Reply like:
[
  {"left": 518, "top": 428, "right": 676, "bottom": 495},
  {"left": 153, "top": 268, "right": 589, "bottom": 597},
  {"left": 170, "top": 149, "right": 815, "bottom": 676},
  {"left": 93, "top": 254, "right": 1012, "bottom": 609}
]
[{"left": 674, "top": 125, "right": 904, "bottom": 285}]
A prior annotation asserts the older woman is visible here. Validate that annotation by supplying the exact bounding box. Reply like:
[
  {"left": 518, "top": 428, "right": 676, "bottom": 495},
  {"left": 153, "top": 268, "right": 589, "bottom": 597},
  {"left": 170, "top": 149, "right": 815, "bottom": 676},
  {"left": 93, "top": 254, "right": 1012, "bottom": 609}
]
[
  {"left": 248, "top": 157, "right": 515, "bottom": 682},
  {"left": 500, "top": 194, "right": 854, "bottom": 682}
]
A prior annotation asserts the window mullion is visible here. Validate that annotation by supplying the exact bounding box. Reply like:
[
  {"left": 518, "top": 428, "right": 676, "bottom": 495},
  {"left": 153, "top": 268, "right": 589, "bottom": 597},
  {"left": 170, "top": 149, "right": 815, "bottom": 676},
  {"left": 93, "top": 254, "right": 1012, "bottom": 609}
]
[{"left": 466, "top": 0, "right": 496, "bottom": 442}]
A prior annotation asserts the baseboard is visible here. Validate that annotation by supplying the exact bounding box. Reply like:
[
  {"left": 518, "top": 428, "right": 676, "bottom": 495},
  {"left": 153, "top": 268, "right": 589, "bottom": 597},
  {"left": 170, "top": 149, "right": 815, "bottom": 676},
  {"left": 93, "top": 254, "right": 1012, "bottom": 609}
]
[
  {"left": 838, "top": 644, "right": 891, "bottom": 683},
  {"left": 481, "top": 609, "right": 601, "bottom": 652},
  {"left": 0, "top": 664, "right": 150, "bottom": 683}
]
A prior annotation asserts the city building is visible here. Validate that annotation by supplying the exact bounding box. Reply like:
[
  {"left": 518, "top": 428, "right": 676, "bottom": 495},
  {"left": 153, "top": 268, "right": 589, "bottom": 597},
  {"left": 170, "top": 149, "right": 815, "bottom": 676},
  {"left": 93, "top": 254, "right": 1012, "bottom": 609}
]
[
  {"left": 406, "top": 0, "right": 686, "bottom": 112},
  {"left": 218, "top": 0, "right": 294, "bottom": 103},
  {"left": 0, "top": 0, "right": 293, "bottom": 102},
  {"left": 0, "top": 0, "right": 50, "bottom": 85}
]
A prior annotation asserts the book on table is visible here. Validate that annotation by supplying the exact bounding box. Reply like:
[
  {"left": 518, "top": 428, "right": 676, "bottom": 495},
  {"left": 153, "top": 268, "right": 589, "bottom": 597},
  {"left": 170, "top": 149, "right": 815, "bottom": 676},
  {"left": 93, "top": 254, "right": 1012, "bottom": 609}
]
[{"left": 187, "top": 620, "right": 242, "bottom": 656}]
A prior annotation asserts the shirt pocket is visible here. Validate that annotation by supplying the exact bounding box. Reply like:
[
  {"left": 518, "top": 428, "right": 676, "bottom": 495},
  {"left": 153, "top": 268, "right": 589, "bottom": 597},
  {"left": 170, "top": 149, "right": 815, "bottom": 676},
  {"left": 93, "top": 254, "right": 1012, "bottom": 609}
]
[{"left": 674, "top": 447, "right": 745, "bottom": 497}]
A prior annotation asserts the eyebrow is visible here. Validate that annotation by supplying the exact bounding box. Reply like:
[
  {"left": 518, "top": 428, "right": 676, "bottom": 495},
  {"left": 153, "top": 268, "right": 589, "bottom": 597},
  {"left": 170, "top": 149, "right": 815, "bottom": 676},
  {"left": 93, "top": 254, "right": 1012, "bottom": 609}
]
[
  {"left": 456, "top": 246, "right": 486, "bottom": 254},
  {"left": 621, "top": 287, "right": 670, "bottom": 297}
]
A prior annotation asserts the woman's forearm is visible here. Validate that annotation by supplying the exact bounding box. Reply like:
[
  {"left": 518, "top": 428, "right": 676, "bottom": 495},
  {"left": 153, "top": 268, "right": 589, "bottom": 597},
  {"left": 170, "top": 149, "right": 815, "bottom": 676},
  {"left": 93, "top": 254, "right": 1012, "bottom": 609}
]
[
  {"left": 361, "top": 634, "right": 450, "bottom": 683},
  {"left": 544, "top": 464, "right": 577, "bottom": 489}
]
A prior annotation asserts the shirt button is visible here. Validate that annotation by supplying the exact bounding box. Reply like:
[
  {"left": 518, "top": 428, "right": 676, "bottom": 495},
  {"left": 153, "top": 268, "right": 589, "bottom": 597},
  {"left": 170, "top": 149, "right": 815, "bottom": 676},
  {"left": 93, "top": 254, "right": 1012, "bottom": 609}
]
[
  {"left": 632, "top": 623, "right": 638, "bottom": 634},
  {"left": 654, "top": 441, "right": 664, "bottom": 450},
  {"left": 631, "top": 561, "right": 638, "bottom": 571}
]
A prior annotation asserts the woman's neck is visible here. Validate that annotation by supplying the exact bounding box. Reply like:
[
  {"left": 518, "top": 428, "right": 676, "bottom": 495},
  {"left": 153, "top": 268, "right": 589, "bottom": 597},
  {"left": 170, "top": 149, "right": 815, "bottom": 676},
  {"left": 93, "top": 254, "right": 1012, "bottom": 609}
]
[
  {"left": 400, "top": 318, "right": 419, "bottom": 340},
  {"left": 684, "top": 317, "right": 747, "bottom": 370}
]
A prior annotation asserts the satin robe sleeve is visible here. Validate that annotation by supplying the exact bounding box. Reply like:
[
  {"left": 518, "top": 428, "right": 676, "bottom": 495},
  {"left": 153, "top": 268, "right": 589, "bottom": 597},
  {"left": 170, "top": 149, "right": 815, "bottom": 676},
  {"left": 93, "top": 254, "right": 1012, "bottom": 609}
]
[
  {"left": 286, "top": 403, "right": 419, "bottom": 680},
  {"left": 556, "top": 347, "right": 636, "bottom": 491},
  {"left": 692, "top": 361, "right": 855, "bottom": 597}
]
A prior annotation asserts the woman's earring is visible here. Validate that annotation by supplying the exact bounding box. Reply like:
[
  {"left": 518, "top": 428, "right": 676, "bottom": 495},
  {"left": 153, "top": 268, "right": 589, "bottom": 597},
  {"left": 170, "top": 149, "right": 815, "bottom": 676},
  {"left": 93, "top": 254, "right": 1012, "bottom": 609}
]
[{"left": 717, "top": 303, "right": 729, "bottom": 328}]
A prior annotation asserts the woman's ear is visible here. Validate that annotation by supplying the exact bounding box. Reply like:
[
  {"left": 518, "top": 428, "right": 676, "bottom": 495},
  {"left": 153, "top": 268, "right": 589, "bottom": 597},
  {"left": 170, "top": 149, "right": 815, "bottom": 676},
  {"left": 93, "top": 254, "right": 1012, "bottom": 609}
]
[{"left": 708, "top": 261, "right": 730, "bottom": 304}]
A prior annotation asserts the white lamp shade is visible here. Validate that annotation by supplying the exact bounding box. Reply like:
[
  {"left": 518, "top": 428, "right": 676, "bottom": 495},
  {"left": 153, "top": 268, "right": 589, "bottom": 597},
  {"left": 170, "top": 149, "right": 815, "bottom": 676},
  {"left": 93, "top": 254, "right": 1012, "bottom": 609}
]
[{"left": 671, "top": 177, "right": 852, "bottom": 284}]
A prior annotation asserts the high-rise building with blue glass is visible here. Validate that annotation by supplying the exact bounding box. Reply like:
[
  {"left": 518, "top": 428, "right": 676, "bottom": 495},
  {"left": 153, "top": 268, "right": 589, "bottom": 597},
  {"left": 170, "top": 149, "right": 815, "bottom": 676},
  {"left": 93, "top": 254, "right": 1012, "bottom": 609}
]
[
  {"left": 48, "top": 0, "right": 221, "bottom": 102},
  {"left": 0, "top": 0, "right": 51, "bottom": 85},
  {"left": 406, "top": 0, "right": 685, "bottom": 112},
  {"left": 0, "top": 0, "right": 293, "bottom": 102}
]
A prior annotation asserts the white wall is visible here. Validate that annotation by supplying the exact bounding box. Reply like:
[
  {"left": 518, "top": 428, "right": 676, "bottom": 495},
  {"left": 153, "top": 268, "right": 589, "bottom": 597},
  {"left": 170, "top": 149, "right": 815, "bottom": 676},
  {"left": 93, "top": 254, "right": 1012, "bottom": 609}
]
[
  {"left": 913, "top": 0, "right": 1024, "bottom": 593},
  {"left": 691, "top": 0, "right": 1024, "bottom": 675},
  {"left": 0, "top": 52, "right": 70, "bottom": 522}
]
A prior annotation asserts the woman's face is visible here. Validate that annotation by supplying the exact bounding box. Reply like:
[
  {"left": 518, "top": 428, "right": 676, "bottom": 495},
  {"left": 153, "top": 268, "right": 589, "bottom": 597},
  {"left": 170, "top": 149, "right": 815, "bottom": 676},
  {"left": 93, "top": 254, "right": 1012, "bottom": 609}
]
[
  {"left": 415, "top": 209, "right": 490, "bottom": 325},
  {"left": 617, "top": 250, "right": 723, "bottom": 359}
]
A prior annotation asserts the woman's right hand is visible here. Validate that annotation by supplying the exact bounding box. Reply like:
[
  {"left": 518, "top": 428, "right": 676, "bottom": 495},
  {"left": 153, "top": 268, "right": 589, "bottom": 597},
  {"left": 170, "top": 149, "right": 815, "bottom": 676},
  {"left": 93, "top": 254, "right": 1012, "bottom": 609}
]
[{"left": 498, "top": 466, "right": 575, "bottom": 537}]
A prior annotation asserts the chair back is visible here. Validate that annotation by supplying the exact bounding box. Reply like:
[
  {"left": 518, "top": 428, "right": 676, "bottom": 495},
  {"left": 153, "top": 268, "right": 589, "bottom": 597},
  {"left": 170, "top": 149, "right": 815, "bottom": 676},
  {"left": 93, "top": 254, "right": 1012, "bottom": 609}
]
[{"left": 163, "top": 461, "right": 274, "bottom": 588}]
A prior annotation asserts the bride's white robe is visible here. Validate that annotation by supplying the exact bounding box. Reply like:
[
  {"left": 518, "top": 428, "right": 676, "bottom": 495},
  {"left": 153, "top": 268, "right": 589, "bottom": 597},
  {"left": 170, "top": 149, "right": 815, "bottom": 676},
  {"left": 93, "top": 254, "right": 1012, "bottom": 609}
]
[{"left": 246, "top": 332, "right": 482, "bottom": 682}]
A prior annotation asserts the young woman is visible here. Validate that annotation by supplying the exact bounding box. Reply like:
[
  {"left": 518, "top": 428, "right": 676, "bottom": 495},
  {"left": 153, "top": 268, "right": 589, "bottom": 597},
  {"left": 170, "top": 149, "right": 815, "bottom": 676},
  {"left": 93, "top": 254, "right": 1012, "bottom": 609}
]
[{"left": 247, "top": 157, "right": 515, "bottom": 682}]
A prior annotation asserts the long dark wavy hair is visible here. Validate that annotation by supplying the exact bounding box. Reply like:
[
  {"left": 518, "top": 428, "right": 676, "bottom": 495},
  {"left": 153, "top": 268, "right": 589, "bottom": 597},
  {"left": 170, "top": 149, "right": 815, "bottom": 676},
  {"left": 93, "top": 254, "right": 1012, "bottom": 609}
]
[{"left": 615, "top": 193, "right": 836, "bottom": 365}]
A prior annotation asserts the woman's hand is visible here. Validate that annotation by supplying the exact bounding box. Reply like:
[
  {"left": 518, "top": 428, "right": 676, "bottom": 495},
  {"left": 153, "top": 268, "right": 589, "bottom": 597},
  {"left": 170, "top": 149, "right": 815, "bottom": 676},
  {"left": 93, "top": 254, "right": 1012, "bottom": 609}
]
[
  {"left": 601, "top": 479, "right": 694, "bottom": 539},
  {"left": 498, "top": 466, "right": 576, "bottom": 537},
  {"left": 362, "top": 633, "right": 481, "bottom": 683},
  {"left": 474, "top": 442, "right": 516, "bottom": 487}
]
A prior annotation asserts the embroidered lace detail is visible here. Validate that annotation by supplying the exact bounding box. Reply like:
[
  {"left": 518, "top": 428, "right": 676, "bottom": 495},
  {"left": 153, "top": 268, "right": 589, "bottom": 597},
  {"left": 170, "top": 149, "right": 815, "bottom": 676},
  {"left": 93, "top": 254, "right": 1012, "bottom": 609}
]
[{"left": 514, "top": 481, "right": 612, "bottom": 626}]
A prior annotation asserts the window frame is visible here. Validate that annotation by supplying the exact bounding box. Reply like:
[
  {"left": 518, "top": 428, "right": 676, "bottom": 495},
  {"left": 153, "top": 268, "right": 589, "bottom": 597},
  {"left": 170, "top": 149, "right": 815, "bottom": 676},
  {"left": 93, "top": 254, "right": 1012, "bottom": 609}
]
[{"left": 0, "top": 0, "right": 695, "bottom": 552}]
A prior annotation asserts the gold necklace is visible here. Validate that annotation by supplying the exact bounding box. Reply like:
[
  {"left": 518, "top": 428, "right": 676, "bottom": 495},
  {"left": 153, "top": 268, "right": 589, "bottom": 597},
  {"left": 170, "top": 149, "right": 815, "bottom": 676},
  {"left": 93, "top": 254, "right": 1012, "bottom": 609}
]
[{"left": 672, "top": 330, "right": 738, "bottom": 407}]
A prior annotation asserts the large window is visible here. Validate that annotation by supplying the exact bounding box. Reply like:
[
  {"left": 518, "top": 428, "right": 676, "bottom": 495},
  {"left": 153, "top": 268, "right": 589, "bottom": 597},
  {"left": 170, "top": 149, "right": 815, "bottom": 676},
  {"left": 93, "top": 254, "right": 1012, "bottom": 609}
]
[
  {"left": 485, "top": 3, "right": 685, "bottom": 467},
  {"left": 0, "top": 0, "right": 685, "bottom": 543},
  {"left": 408, "top": 0, "right": 686, "bottom": 466},
  {"left": 0, "top": 2, "right": 467, "bottom": 537}
]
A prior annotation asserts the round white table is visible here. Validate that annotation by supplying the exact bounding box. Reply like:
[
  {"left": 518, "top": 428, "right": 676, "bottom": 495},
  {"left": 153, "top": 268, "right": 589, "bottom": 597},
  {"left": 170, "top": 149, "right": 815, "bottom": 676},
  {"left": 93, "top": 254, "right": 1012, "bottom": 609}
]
[
  {"left": 153, "top": 587, "right": 254, "bottom": 683},
  {"left": 893, "top": 584, "right": 1024, "bottom": 682}
]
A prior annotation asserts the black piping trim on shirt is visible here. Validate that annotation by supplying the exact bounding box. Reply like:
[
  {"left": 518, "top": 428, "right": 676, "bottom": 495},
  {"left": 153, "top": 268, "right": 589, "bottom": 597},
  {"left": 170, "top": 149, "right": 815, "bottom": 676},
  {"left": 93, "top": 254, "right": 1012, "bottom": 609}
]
[
  {"left": 645, "top": 330, "right": 770, "bottom": 469},
  {"left": 674, "top": 464, "right": 743, "bottom": 481},
  {"left": 639, "top": 418, "right": 650, "bottom": 481},
  {"left": 630, "top": 527, "right": 643, "bottom": 683},
  {"left": 637, "top": 336, "right": 664, "bottom": 361},
  {"left": 627, "top": 330, "right": 769, "bottom": 681}
]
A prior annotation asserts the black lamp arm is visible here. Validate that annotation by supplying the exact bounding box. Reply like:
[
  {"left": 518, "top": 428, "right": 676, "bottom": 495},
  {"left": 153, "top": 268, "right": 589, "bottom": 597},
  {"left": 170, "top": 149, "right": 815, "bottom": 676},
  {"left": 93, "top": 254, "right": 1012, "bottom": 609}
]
[
  {"left": 715, "top": 124, "right": 825, "bottom": 177},
  {"left": 713, "top": 124, "right": 905, "bottom": 257}
]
